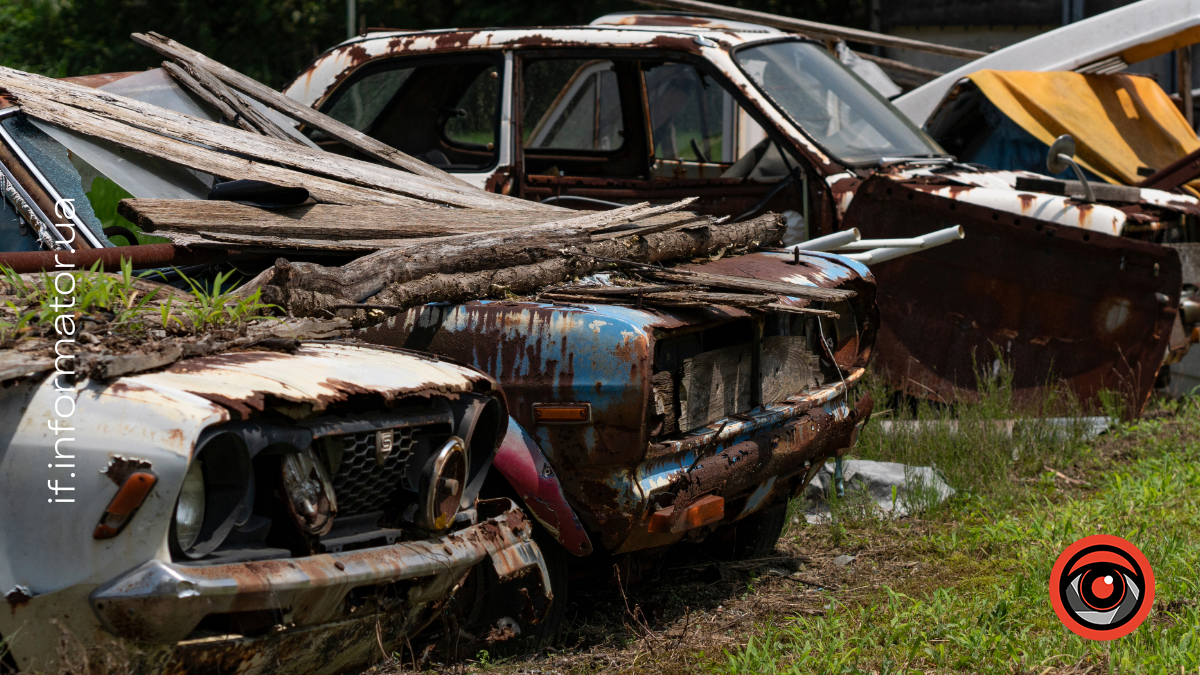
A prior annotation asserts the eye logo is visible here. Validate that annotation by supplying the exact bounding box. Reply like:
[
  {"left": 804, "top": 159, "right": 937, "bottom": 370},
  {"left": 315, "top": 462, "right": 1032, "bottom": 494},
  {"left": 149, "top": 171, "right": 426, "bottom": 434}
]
[{"left": 1050, "top": 535, "right": 1155, "bottom": 640}]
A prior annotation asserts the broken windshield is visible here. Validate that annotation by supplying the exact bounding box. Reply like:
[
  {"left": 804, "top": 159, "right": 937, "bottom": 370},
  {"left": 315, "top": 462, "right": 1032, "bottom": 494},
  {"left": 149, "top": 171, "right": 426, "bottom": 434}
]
[{"left": 735, "top": 41, "right": 945, "bottom": 164}]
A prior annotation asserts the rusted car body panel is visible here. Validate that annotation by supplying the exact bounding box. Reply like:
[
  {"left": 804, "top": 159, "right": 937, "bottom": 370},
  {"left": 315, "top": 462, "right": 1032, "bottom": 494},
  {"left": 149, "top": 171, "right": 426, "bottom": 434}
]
[
  {"left": 356, "top": 251, "right": 877, "bottom": 554},
  {"left": 0, "top": 343, "right": 549, "bottom": 674},
  {"left": 287, "top": 19, "right": 1200, "bottom": 414},
  {"left": 842, "top": 172, "right": 1183, "bottom": 407}
]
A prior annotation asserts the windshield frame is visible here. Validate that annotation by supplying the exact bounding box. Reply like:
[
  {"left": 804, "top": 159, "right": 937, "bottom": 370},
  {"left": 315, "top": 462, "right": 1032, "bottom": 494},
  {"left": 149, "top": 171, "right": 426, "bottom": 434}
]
[{"left": 730, "top": 37, "right": 948, "bottom": 167}]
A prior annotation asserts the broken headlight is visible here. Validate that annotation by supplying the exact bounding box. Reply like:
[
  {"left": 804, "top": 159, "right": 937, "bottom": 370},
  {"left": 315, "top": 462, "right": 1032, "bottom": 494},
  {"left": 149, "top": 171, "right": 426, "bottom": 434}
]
[{"left": 170, "top": 432, "right": 252, "bottom": 560}]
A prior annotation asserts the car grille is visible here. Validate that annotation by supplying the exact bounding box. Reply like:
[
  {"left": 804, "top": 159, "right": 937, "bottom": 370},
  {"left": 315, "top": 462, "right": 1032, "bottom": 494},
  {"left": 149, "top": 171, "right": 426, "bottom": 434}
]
[{"left": 329, "top": 428, "right": 416, "bottom": 517}]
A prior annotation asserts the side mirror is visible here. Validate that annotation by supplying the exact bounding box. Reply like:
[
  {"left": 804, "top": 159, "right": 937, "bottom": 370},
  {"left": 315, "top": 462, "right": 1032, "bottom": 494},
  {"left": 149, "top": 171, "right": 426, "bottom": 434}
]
[{"left": 1046, "top": 134, "right": 1095, "bottom": 203}]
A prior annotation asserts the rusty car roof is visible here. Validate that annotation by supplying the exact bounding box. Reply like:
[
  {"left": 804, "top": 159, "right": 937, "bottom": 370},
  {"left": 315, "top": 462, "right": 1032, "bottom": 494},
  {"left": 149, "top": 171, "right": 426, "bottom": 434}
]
[{"left": 284, "top": 23, "right": 794, "bottom": 107}]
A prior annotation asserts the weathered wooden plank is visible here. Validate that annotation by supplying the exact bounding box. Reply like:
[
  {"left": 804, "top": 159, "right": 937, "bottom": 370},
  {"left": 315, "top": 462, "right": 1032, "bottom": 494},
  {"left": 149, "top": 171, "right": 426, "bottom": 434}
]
[
  {"left": 635, "top": 267, "right": 855, "bottom": 302},
  {"left": 761, "top": 335, "right": 821, "bottom": 405},
  {"left": 168, "top": 58, "right": 299, "bottom": 144},
  {"left": 15, "top": 95, "right": 433, "bottom": 208},
  {"left": 161, "top": 60, "right": 258, "bottom": 134},
  {"left": 679, "top": 343, "right": 753, "bottom": 431},
  {"left": 132, "top": 32, "right": 474, "bottom": 188},
  {"left": 765, "top": 302, "right": 840, "bottom": 319},
  {"left": 0, "top": 65, "right": 544, "bottom": 211},
  {"left": 119, "top": 199, "right": 693, "bottom": 240}
]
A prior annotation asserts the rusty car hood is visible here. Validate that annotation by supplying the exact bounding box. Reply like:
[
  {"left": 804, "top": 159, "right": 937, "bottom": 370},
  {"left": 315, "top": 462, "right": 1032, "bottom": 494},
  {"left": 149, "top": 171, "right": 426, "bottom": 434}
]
[
  {"left": 128, "top": 341, "right": 496, "bottom": 424},
  {"left": 830, "top": 163, "right": 1200, "bottom": 235}
]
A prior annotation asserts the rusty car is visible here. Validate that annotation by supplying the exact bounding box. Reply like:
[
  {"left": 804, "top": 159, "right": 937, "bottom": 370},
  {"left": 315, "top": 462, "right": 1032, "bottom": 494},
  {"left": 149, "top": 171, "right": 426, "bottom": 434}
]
[
  {"left": 0, "top": 45, "right": 898, "bottom": 663},
  {"left": 0, "top": 64, "right": 563, "bottom": 672},
  {"left": 283, "top": 11, "right": 1200, "bottom": 415},
  {"left": 0, "top": 340, "right": 549, "bottom": 674}
]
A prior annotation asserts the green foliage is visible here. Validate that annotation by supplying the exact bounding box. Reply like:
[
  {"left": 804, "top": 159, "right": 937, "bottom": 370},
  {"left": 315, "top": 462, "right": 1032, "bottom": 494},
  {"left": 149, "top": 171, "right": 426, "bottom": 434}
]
[
  {"left": 0, "top": 261, "right": 274, "bottom": 340},
  {"left": 173, "top": 267, "right": 274, "bottom": 332},
  {"left": 85, "top": 176, "right": 169, "bottom": 246},
  {"left": 0, "top": 0, "right": 869, "bottom": 88},
  {"left": 855, "top": 361, "right": 1095, "bottom": 507}
]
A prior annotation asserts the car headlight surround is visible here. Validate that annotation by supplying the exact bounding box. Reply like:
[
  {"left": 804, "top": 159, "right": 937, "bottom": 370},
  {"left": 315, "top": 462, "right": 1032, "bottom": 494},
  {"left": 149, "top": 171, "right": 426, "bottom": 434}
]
[{"left": 170, "top": 432, "right": 251, "bottom": 560}]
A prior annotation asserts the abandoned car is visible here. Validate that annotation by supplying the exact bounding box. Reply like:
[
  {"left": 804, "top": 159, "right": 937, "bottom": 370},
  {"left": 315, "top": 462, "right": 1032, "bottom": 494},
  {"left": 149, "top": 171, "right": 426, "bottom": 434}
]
[
  {"left": 0, "top": 340, "right": 548, "bottom": 673},
  {"left": 0, "top": 60, "right": 564, "bottom": 673},
  {"left": 284, "top": 12, "right": 1200, "bottom": 414},
  {"left": 0, "top": 38, "right": 895, "bottom": 663}
]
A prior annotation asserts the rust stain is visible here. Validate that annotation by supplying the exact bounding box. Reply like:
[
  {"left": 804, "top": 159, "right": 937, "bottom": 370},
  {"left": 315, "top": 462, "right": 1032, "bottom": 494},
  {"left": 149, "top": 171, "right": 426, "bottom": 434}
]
[
  {"left": 101, "top": 455, "right": 153, "bottom": 486},
  {"left": 6, "top": 586, "right": 32, "bottom": 614}
]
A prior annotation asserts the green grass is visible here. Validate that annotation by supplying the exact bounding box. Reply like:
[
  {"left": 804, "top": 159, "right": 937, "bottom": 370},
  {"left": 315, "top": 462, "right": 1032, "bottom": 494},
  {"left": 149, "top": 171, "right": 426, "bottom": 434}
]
[
  {"left": 0, "top": 262, "right": 273, "bottom": 342},
  {"left": 715, "top": 388, "right": 1200, "bottom": 675}
]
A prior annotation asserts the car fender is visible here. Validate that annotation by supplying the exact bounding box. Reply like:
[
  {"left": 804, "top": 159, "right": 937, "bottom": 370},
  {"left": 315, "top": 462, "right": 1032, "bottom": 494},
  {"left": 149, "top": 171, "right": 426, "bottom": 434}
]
[{"left": 492, "top": 420, "right": 593, "bottom": 556}]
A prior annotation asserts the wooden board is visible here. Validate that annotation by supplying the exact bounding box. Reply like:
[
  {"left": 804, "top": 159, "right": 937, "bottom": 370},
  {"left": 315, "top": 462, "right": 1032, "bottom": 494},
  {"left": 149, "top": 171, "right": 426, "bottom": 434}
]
[
  {"left": 13, "top": 95, "right": 432, "bottom": 208},
  {"left": 761, "top": 335, "right": 821, "bottom": 405},
  {"left": 132, "top": 32, "right": 476, "bottom": 189},
  {"left": 0, "top": 65, "right": 542, "bottom": 211},
  {"left": 678, "top": 343, "right": 753, "bottom": 431},
  {"left": 119, "top": 199, "right": 700, "bottom": 240}
]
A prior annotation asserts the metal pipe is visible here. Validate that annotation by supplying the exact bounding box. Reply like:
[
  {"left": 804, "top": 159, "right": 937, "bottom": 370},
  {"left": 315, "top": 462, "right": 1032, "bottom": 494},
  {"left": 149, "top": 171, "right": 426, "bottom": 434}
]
[
  {"left": 793, "top": 228, "right": 860, "bottom": 252},
  {"left": 0, "top": 244, "right": 235, "bottom": 273},
  {"left": 842, "top": 225, "right": 964, "bottom": 265}
]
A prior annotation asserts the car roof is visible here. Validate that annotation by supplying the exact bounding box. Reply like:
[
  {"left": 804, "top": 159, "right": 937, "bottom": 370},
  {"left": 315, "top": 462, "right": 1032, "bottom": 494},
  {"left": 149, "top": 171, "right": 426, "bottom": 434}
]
[{"left": 284, "top": 20, "right": 792, "bottom": 107}]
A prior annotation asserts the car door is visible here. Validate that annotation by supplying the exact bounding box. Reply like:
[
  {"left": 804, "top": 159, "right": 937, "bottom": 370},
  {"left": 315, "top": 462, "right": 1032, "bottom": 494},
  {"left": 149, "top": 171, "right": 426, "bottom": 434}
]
[{"left": 514, "top": 53, "right": 810, "bottom": 225}]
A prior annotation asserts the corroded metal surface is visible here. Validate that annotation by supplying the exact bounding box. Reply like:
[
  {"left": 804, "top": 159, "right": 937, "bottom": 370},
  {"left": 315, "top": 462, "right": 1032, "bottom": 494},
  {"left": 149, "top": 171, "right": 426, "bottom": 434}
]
[
  {"left": 131, "top": 342, "right": 497, "bottom": 420},
  {"left": 91, "top": 500, "right": 546, "bottom": 644},
  {"left": 841, "top": 173, "right": 1182, "bottom": 413},
  {"left": 356, "top": 251, "right": 876, "bottom": 551},
  {"left": 493, "top": 422, "right": 595, "bottom": 555}
]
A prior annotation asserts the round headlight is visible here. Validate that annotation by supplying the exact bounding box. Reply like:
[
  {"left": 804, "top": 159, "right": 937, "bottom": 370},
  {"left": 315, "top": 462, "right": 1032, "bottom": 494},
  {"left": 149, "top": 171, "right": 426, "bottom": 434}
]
[
  {"left": 416, "top": 437, "right": 467, "bottom": 532},
  {"left": 174, "top": 459, "right": 206, "bottom": 552}
]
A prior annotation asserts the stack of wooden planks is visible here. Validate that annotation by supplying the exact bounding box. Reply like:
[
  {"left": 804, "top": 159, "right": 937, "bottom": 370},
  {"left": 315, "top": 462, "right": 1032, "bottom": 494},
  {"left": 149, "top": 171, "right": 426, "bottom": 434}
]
[{"left": 0, "top": 37, "right": 844, "bottom": 327}]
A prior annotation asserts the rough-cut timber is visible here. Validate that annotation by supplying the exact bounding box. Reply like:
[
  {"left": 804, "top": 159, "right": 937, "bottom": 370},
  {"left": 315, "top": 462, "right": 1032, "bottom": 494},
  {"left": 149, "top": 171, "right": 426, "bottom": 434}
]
[
  {"left": 162, "top": 59, "right": 299, "bottom": 144},
  {"left": 117, "top": 199, "right": 701, "bottom": 246},
  {"left": 0, "top": 66, "right": 540, "bottom": 211},
  {"left": 12, "top": 93, "right": 433, "bottom": 208},
  {"left": 131, "top": 32, "right": 476, "bottom": 189},
  {"left": 260, "top": 213, "right": 787, "bottom": 317}
]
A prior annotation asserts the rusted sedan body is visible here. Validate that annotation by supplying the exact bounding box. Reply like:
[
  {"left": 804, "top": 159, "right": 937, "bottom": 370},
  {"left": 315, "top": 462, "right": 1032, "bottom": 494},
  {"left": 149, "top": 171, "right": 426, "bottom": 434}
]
[
  {"left": 0, "top": 343, "right": 548, "bottom": 674},
  {"left": 285, "top": 13, "right": 1200, "bottom": 413},
  {"left": 355, "top": 250, "right": 876, "bottom": 561}
]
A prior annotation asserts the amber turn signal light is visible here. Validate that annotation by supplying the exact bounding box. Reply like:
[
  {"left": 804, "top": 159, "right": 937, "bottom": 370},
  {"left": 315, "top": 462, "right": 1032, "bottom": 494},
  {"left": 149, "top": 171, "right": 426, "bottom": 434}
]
[
  {"left": 648, "top": 494, "right": 724, "bottom": 534},
  {"left": 94, "top": 471, "right": 157, "bottom": 539},
  {"left": 533, "top": 403, "right": 591, "bottom": 423}
]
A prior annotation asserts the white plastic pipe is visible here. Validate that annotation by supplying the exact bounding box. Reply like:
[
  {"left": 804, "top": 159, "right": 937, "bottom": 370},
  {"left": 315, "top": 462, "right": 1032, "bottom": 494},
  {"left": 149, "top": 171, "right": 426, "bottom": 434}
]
[
  {"left": 842, "top": 225, "right": 964, "bottom": 264},
  {"left": 793, "top": 228, "right": 860, "bottom": 252}
]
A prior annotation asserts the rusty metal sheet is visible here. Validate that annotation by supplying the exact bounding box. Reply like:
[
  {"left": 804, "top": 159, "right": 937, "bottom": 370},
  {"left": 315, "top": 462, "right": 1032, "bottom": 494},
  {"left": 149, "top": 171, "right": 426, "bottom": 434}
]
[
  {"left": 844, "top": 174, "right": 1180, "bottom": 414},
  {"left": 128, "top": 342, "right": 495, "bottom": 420}
]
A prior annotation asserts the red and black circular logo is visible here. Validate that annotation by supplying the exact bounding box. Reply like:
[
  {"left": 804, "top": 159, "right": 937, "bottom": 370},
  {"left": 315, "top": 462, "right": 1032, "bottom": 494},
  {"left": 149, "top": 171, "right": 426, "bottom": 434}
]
[{"left": 1049, "top": 535, "right": 1155, "bottom": 640}]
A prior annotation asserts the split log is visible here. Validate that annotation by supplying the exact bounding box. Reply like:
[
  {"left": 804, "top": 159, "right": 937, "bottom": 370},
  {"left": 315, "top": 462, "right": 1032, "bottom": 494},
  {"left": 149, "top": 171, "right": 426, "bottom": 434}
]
[
  {"left": 252, "top": 200, "right": 696, "bottom": 304},
  {"left": 262, "top": 213, "right": 786, "bottom": 317},
  {"left": 132, "top": 32, "right": 472, "bottom": 189},
  {"left": 0, "top": 66, "right": 544, "bottom": 211},
  {"left": 118, "top": 199, "right": 700, "bottom": 244}
]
